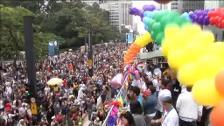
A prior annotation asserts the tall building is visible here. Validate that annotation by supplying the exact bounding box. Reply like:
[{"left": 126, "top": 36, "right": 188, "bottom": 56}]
[
  {"left": 119, "top": 2, "right": 133, "bottom": 30},
  {"left": 108, "top": 2, "right": 120, "bottom": 28},
  {"left": 81, "top": 0, "right": 100, "bottom": 5},
  {"left": 100, "top": 1, "right": 133, "bottom": 31},
  {"left": 170, "top": 0, "right": 179, "bottom": 11},
  {"left": 204, "top": 0, "right": 224, "bottom": 41},
  {"left": 178, "top": 0, "right": 205, "bottom": 12}
]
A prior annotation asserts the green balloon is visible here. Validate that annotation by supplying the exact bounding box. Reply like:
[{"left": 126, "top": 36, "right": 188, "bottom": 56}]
[
  {"left": 169, "top": 11, "right": 180, "bottom": 18},
  {"left": 160, "top": 15, "right": 174, "bottom": 27},
  {"left": 147, "top": 19, "right": 155, "bottom": 33},
  {"left": 155, "top": 32, "right": 164, "bottom": 45},
  {"left": 152, "top": 22, "right": 162, "bottom": 32},
  {"left": 156, "top": 11, "right": 168, "bottom": 22},
  {"left": 151, "top": 31, "right": 158, "bottom": 40}
]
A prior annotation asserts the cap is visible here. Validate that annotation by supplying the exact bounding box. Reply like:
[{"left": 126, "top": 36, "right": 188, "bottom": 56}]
[{"left": 159, "top": 89, "right": 172, "bottom": 102}]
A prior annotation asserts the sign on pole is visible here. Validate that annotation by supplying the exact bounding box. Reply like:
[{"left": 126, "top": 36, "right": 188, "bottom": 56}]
[{"left": 126, "top": 32, "right": 133, "bottom": 44}]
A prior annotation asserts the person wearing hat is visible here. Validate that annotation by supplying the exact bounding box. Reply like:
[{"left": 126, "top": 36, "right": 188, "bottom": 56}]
[{"left": 151, "top": 89, "right": 179, "bottom": 126}]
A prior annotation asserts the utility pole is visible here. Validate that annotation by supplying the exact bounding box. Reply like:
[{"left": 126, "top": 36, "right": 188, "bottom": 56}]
[
  {"left": 24, "top": 16, "right": 37, "bottom": 98},
  {"left": 88, "top": 28, "right": 93, "bottom": 77},
  {"left": 85, "top": 36, "right": 87, "bottom": 52}
]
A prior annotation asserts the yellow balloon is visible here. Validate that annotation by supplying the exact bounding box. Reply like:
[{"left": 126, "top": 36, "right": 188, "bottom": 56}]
[
  {"left": 164, "top": 24, "right": 180, "bottom": 40},
  {"left": 167, "top": 49, "right": 185, "bottom": 70},
  {"left": 134, "top": 32, "right": 152, "bottom": 48},
  {"left": 161, "top": 38, "right": 173, "bottom": 57},
  {"left": 192, "top": 79, "right": 223, "bottom": 106},
  {"left": 196, "top": 54, "right": 224, "bottom": 80},
  {"left": 184, "top": 41, "right": 210, "bottom": 61},
  {"left": 181, "top": 24, "right": 201, "bottom": 38},
  {"left": 167, "top": 49, "right": 189, "bottom": 70},
  {"left": 177, "top": 63, "right": 198, "bottom": 86},
  {"left": 208, "top": 42, "right": 224, "bottom": 59},
  {"left": 135, "top": 40, "right": 144, "bottom": 48},
  {"left": 198, "top": 31, "right": 215, "bottom": 44},
  {"left": 188, "top": 31, "right": 215, "bottom": 46}
]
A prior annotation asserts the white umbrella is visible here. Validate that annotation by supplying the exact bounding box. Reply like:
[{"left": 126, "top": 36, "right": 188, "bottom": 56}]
[{"left": 47, "top": 78, "right": 63, "bottom": 86}]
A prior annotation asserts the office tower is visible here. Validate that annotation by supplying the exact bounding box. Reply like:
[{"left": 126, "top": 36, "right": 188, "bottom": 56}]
[
  {"left": 100, "top": 1, "right": 133, "bottom": 31},
  {"left": 171, "top": 0, "right": 179, "bottom": 11},
  {"left": 179, "top": 0, "right": 205, "bottom": 12},
  {"left": 81, "top": 0, "right": 100, "bottom": 5}
]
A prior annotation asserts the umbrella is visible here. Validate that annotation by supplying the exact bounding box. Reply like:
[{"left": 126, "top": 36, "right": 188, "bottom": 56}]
[{"left": 47, "top": 78, "right": 63, "bottom": 86}]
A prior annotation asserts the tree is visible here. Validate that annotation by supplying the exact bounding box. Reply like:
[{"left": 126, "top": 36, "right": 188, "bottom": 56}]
[
  {"left": 1, "top": 1, "right": 122, "bottom": 60},
  {"left": 0, "top": 4, "right": 57, "bottom": 60},
  {"left": 38, "top": 2, "right": 122, "bottom": 48}
]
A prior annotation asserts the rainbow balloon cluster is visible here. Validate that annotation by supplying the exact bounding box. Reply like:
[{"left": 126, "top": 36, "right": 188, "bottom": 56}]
[
  {"left": 162, "top": 24, "right": 224, "bottom": 107},
  {"left": 143, "top": 10, "right": 190, "bottom": 45},
  {"left": 123, "top": 32, "right": 152, "bottom": 65},
  {"left": 127, "top": 4, "right": 224, "bottom": 126},
  {"left": 130, "top": 7, "right": 224, "bottom": 29}
]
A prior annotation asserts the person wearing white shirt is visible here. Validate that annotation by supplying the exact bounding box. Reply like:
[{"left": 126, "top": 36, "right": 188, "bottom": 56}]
[
  {"left": 151, "top": 89, "right": 179, "bottom": 126},
  {"left": 176, "top": 87, "right": 203, "bottom": 126}
]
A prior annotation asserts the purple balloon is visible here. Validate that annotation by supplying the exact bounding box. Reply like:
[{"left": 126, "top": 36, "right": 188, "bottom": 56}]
[
  {"left": 192, "top": 14, "right": 197, "bottom": 20},
  {"left": 198, "top": 15, "right": 204, "bottom": 24},
  {"left": 204, "top": 16, "right": 210, "bottom": 25},
  {"left": 143, "top": 5, "right": 156, "bottom": 11},
  {"left": 129, "top": 7, "right": 141, "bottom": 16},
  {"left": 196, "top": 11, "right": 203, "bottom": 17}
]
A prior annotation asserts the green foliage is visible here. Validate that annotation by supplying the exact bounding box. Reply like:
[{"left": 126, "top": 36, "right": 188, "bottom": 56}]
[
  {"left": 38, "top": 2, "right": 121, "bottom": 48},
  {"left": 1, "top": 1, "right": 122, "bottom": 59},
  {"left": 0, "top": 4, "right": 57, "bottom": 59}
]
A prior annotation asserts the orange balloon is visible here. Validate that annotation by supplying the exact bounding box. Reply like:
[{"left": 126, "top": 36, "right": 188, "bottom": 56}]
[
  {"left": 210, "top": 101, "right": 224, "bottom": 126},
  {"left": 215, "top": 70, "right": 224, "bottom": 95}
]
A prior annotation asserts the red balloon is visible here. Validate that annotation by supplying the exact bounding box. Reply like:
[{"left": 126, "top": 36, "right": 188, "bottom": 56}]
[
  {"left": 208, "top": 11, "right": 218, "bottom": 17},
  {"left": 210, "top": 17, "right": 216, "bottom": 25},
  {"left": 210, "top": 101, "right": 224, "bottom": 126},
  {"left": 215, "top": 70, "right": 224, "bottom": 95},
  {"left": 221, "top": 20, "right": 224, "bottom": 29},
  {"left": 214, "top": 16, "right": 220, "bottom": 24}
]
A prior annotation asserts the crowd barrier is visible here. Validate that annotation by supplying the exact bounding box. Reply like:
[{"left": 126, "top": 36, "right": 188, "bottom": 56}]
[{"left": 102, "top": 71, "right": 129, "bottom": 126}]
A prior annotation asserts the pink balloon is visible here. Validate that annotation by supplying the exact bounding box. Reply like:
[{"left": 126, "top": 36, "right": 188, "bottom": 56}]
[{"left": 110, "top": 73, "right": 124, "bottom": 89}]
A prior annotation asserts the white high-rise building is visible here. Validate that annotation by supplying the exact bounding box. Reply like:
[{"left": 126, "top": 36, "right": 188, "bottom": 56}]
[
  {"left": 81, "top": 0, "right": 100, "bottom": 5},
  {"left": 100, "top": 1, "right": 133, "bottom": 31}
]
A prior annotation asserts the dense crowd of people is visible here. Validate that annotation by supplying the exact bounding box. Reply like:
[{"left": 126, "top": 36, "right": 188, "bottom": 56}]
[
  {"left": 0, "top": 42, "right": 213, "bottom": 126},
  {"left": 0, "top": 43, "right": 127, "bottom": 126},
  {"left": 115, "top": 61, "right": 213, "bottom": 126}
]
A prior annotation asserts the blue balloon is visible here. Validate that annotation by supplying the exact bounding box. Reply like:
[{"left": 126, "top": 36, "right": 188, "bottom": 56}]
[
  {"left": 144, "top": 25, "right": 149, "bottom": 31},
  {"left": 143, "top": 17, "right": 150, "bottom": 25},
  {"left": 181, "top": 12, "right": 191, "bottom": 21},
  {"left": 143, "top": 11, "right": 153, "bottom": 18}
]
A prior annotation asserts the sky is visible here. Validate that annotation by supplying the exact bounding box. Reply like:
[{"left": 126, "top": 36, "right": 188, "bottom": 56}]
[{"left": 132, "top": 1, "right": 162, "bottom": 34}]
